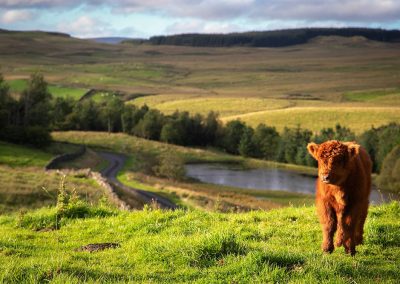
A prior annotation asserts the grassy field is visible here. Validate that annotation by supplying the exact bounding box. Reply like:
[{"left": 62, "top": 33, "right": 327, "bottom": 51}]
[
  {"left": 0, "top": 142, "right": 114, "bottom": 214},
  {"left": 8, "top": 79, "right": 88, "bottom": 100},
  {"left": 0, "top": 141, "right": 53, "bottom": 167},
  {"left": 221, "top": 106, "right": 400, "bottom": 134},
  {"left": 1, "top": 31, "right": 400, "bottom": 133},
  {"left": 0, "top": 201, "right": 398, "bottom": 283}
]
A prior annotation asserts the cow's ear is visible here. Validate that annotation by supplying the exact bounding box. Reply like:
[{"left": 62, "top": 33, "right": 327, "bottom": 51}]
[
  {"left": 307, "top": 142, "right": 319, "bottom": 160},
  {"left": 348, "top": 144, "right": 360, "bottom": 160}
]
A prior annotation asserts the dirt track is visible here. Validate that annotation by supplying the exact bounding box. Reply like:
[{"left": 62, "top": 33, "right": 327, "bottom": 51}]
[{"left": 97, "top": 151, "right": 177, "bottom": 210}]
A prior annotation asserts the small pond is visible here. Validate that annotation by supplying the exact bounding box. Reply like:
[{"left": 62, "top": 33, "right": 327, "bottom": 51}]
[{"left": 185, "top": 163, "right": 398, "bottom": 205}]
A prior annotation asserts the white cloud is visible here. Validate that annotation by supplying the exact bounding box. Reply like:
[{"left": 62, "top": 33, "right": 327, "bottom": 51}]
[
  {"left": 1, "top": 9, "right": 33, "bottom": 23},
  {"left": 57, "top": 15, "right": 107, "bottom": 37},
  {"left": 165, "top": 20, "right": 244, "bottom": 35},
  {"left": 56, "top": 15, "right": 138, "bottom": 38}
]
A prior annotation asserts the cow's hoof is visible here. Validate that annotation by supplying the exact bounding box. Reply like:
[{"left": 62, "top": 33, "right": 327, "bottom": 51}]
[{"left": 322, "top": 244, "right": 334, "bottom": 254}]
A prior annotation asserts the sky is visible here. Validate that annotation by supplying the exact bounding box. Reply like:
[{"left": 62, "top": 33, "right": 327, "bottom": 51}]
[{"left": 0, "top": 0, "right": 400, "bottom": 38}]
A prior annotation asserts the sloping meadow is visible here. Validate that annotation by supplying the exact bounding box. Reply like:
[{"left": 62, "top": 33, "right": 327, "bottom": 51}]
[{"left": 0, "top": 202, "right": 399, "bottom": 283}]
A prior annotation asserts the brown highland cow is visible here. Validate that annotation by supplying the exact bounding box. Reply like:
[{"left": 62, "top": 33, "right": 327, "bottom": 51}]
[{"left": 307, "top": 140, "right": 372, "bottom": 255}]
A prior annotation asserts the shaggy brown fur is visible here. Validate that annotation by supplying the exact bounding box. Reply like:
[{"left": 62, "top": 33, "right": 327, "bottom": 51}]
[{"left": 307, "top": 140, "right": 372, "bottom": 255}]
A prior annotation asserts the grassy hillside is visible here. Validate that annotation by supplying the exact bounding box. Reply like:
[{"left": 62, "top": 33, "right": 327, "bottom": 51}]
[
  {"left": 2, "top": 30, "right": 400, "bottom": 132},
  {"left": 0, "top": 202, "right": 399, "bottom": 283},
  {"left": 0, "top": 141, "right": 52, "bottom": 167},
  {"left": 0, "top": 142, "right": 114, "bottom": 214}
]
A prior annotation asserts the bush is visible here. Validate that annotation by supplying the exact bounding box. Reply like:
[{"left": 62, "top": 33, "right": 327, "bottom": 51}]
[
  {"left": 376, "top": 145, "right": 400, "bottom": 193},
  {"left": 153, "top": 152, "right": 186, "bottom": 181}
]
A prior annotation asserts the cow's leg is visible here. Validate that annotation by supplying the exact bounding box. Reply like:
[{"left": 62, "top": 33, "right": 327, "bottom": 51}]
[
  {"left": 317, "top": 200, "right": 337, "bottom": 253},
  {"left": 355, "top": 200, "right": 369, "bottom": 245},
  {"left": 337, "top": 209, "right": 358, "bottom": 256},
  {"left": 335, "top": 210, "right": 344, "bottom": 248},
  {"left": 343, "top": 214, "right": 357, "bottom": 256}
]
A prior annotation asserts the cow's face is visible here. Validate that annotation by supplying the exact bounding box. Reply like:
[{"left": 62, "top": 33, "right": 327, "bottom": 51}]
[{"left": 307, "top": 140, "right": 359, "bottom": 186}]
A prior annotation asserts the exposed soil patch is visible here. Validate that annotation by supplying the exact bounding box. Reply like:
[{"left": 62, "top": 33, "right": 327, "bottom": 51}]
[{"left": 75, "top": 243, "right": 120, "bottom": 252}]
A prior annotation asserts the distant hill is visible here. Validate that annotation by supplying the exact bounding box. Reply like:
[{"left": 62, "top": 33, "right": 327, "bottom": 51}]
[
  {"left": 87, "top": 37, "right": 132, "bottom": 44},
  {"left": 148, "top": 27, "right": 400, "bottom": 47},
  {"left": 0, "top": 28, "right": 70, "bottom": 38}
]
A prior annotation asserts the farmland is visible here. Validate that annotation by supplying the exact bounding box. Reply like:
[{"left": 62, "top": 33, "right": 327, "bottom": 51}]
[{"left": 1, "top": 31, "right": 400, "bottom": 133}]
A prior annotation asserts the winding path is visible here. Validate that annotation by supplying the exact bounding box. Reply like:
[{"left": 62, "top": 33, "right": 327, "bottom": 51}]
[{"left": 97, "top": 151, "right": 177, "bottom": 210}]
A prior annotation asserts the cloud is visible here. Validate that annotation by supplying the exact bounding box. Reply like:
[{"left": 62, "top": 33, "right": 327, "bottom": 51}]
[
  {"left": 1, "top": 1, "right": 400, "bottom": 23},
  {"left": 0, "top": 0, "right": 84, "bottom": 9},
  {"left": 1, "top": 9, "right": 33, "bottom": 23},
  {"left": 165, "top": 20, "right": 244, "bottom": 35},
  {"left": 56, "top": 15, "right": 138, "bottom": 38}
]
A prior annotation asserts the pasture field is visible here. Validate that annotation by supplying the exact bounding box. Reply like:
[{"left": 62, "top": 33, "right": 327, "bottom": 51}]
[
  {"left": 0, "top": 202, "right": 398, "bottom": 283},
  {"left": 8, "top": 79, "right": 88, "bottom": 100},
  {"left": 221, "top": 106, "right": 400, "bottom": 134},
  {"left": 1, "top": 31, "right": 400, "bottom": 132},
  {"left": 0, "top": 141, "right": 52, "bottom": 167}
]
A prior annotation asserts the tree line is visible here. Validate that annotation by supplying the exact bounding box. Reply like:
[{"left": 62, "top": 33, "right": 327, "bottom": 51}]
[
  {"left": 148, "top": 28, "right": 400, "bottom": 48},
  {"left": 1, "top": 73, "right": 399, "bottom": 179}
]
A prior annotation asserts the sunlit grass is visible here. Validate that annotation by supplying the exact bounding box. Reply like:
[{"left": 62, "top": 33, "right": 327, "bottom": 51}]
[
  {"left": 0, "top": 202, "right": 399, "bottom": 282},
  {"left": 132, "top": 95, "right": 292, "bottom": 116},
  {"left": 222, "top": 106, "right": 400, "bottom": 134},
  {"left": 7, "top": 79, "right": 87, "bottom": 100},
  {"left": 0, "top": 142, "right": 52, "bottom": 167}
]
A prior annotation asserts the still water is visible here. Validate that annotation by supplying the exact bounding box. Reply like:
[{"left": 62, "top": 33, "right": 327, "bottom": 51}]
[{"left": 185, "top": 163, "right": 398, "bottom": 205}]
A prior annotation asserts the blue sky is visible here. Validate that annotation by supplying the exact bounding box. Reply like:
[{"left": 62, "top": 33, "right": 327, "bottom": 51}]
[{"left": 1, "top": 0, "right": 400, "bottom": 38}]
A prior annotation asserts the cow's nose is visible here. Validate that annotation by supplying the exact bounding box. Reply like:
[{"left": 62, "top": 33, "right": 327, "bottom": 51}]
[{"left": 321, "top": 174, "right": 330, "bottom": 183}]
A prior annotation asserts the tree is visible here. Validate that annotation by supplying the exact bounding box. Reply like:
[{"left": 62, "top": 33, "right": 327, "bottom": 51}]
[
  {"left": 376, "top": 145, "right": 400, "bottom": 193},
  {"left": 121, "top": 105, "right": 136, "bottom": 134},
  {"left": 20, "top": 73, "right": 52, "bottom": 127},
  {"left": 101, "top": 97, "right": 124, "bottom": 133},
  {"left": 280, "top": 125, "right": 313, "bottom": 165},
  {"left": 203, "top": 111, "right": 220, "bottom": 146},
  {"left": 51, "top": 97, "right": 74, "bottom": 130},
  {"left": 67, "top": 99, "right": 101, "bottom": 131},
  {"left": 160, "top": 120, "right": 184, "bottom": 145},
  {"left": 238, "top": 127, "right": 256, "bottom": 157},
  {"left": 252, "top": 124, "right": 281, "bottom": 160},
  {"left": 134, "top": 109, "right": 165, "bottom": 140},
  {"left": 221, "top": 120, "right": 247, "bottom": 154},
  {"left": 0, "top": 74, "right": 11, "bottom": 129},
  {"left": 359, "top": 127, "right": 379, "bottom": 172},
  {"left": 359, "top": 123, "right": 400, "bottom": 173}
]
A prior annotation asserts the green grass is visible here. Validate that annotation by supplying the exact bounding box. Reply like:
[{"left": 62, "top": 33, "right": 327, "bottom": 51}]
[
  {"left": 343, "top": 88, "right": 400, "bottom": 102},
  {"left": 131, "top": 95, "right": 292, "bottom": 116},
  {"left": 7, "top": 79, "right": 87, "bottom": 100},
  {"left": 0, "top": 202, "right": 399, "bottom": 283},
  {"left": 0, "top": 165, "right": 110, "bottom": 214},
  {"left": 48, "top": 85, "right": 88, "bottom": 100},
  {"left": 7, "top": 79, "right": 27, "bottom": 93},
  {"left": 0, "top": 141, "right": 52, "bottom": 167}
]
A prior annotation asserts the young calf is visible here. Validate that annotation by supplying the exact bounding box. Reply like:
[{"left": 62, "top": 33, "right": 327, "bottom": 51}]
[{"left": 307, "top": 140, "right": 372, "bottom": 255}]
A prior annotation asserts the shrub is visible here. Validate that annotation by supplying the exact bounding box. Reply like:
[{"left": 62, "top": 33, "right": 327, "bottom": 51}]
[
  {"left": 376, "top": 145, "right": 400, "bottom": 193},
  {"left": 153, "top": 152, "right": 186, "bottom": 181}
]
